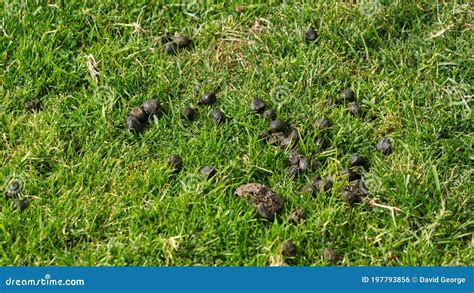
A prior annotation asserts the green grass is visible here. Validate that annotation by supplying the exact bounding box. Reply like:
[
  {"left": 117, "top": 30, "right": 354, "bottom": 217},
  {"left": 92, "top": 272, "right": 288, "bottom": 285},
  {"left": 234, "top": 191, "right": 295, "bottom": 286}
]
[{"left": 1, "top": 1, "right": 473, "bottom": 266}]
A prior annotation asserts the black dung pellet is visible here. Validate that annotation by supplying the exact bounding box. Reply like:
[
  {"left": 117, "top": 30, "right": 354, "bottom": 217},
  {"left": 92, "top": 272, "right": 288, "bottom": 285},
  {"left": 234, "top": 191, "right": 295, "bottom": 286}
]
[
  {"left": 269, "top": 119, "right": 285, "bottom": 133},
  {"left": 376, "top": 138, "right": 392, "bottom": 155},
  {"left": 263, "top": 108, "right": 276, "bottom": 119},
  {"left": 142, "top": 99, "right": 162, "bottom": 117},
  {"left": 174, "top": 35, "right": 192, "bottom": 48},
  {"left": 200, "top": 165, "right": 216, "bottom": 178},
  {"left": 164, "top": 42, "right": 178, "bottom": 54},
  {"left": 12, "top": 199, "right": 28, "bottom": 212},
  {"left": 340, "top": 168, "right": 362, "bottom": 182},
  {"left": 167, "top": 155, "right": 183, "bottom": 173},
  {"left": 250, "top": 98, "right": 266, "bottom": 113},
  {"left": 200, "top": 92, "right": 217, "bottom": 105},
  {"left": 6, "top": 180, "right": 21, "bottom": 199},
  {"left": 126, "top": 116, "right": 145, "bottom": 133},
  {"left": 315, "top": 117, "right": 331, "bottom": 129},
  {"left": 129, "top": 106, "right": 147, "bottom": 122},
  {"left": 298, "top": 157, "right": 310, "bottom": 171},
  {"left": 304, "top": 28, "right": 318, "bottom": 42},
  {"left": 288, "top": 149, "right": 300, "bottom": 165},
  {"left": 25, "top": 100, "right": 41, "bottom": 112},
  {"left": 348, "top": 102, "right": 362, "bottom": 115},
  {"left": 349, "top": 154, "right": 367, "bottom": 168},
  {"left": 339, "top": 87, "right": 355, "bottom": 103},
  {"left": 210, "top": 109, "right": 225, "bottom": 125},
  {"left": 281, "top": 240, "right": 296, "bottom": 257},
  {"left": 182, "top": 106, "right": 197, "bottom": 121}
]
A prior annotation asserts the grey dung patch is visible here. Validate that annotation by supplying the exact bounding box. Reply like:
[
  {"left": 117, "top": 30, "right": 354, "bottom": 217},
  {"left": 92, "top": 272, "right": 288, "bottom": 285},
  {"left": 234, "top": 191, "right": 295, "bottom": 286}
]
[{"left": 234, "top": 183, "right": 282, "bottom": 220}]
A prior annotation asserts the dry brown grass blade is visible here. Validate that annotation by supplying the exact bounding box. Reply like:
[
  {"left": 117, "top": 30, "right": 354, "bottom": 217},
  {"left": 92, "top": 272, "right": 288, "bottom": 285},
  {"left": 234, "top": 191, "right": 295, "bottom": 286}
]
[{"left": 366, "top": 197, "right": 404, "bottom": 226}]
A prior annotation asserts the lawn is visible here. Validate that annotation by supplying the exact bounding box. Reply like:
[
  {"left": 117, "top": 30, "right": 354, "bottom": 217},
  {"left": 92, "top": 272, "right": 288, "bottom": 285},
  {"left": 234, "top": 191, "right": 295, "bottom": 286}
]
[{"left": 0, "top": 1, "right": 472, "bottom": 266}]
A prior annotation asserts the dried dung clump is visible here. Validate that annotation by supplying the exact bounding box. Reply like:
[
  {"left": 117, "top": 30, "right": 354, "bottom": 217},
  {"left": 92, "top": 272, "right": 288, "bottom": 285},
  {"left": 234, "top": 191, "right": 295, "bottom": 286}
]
[
  {"left": 235, "top": 183, "right": 282, "bottom": 220},
  {"left": 340, "top": 179, "right": 369, "bottom": 205}
]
